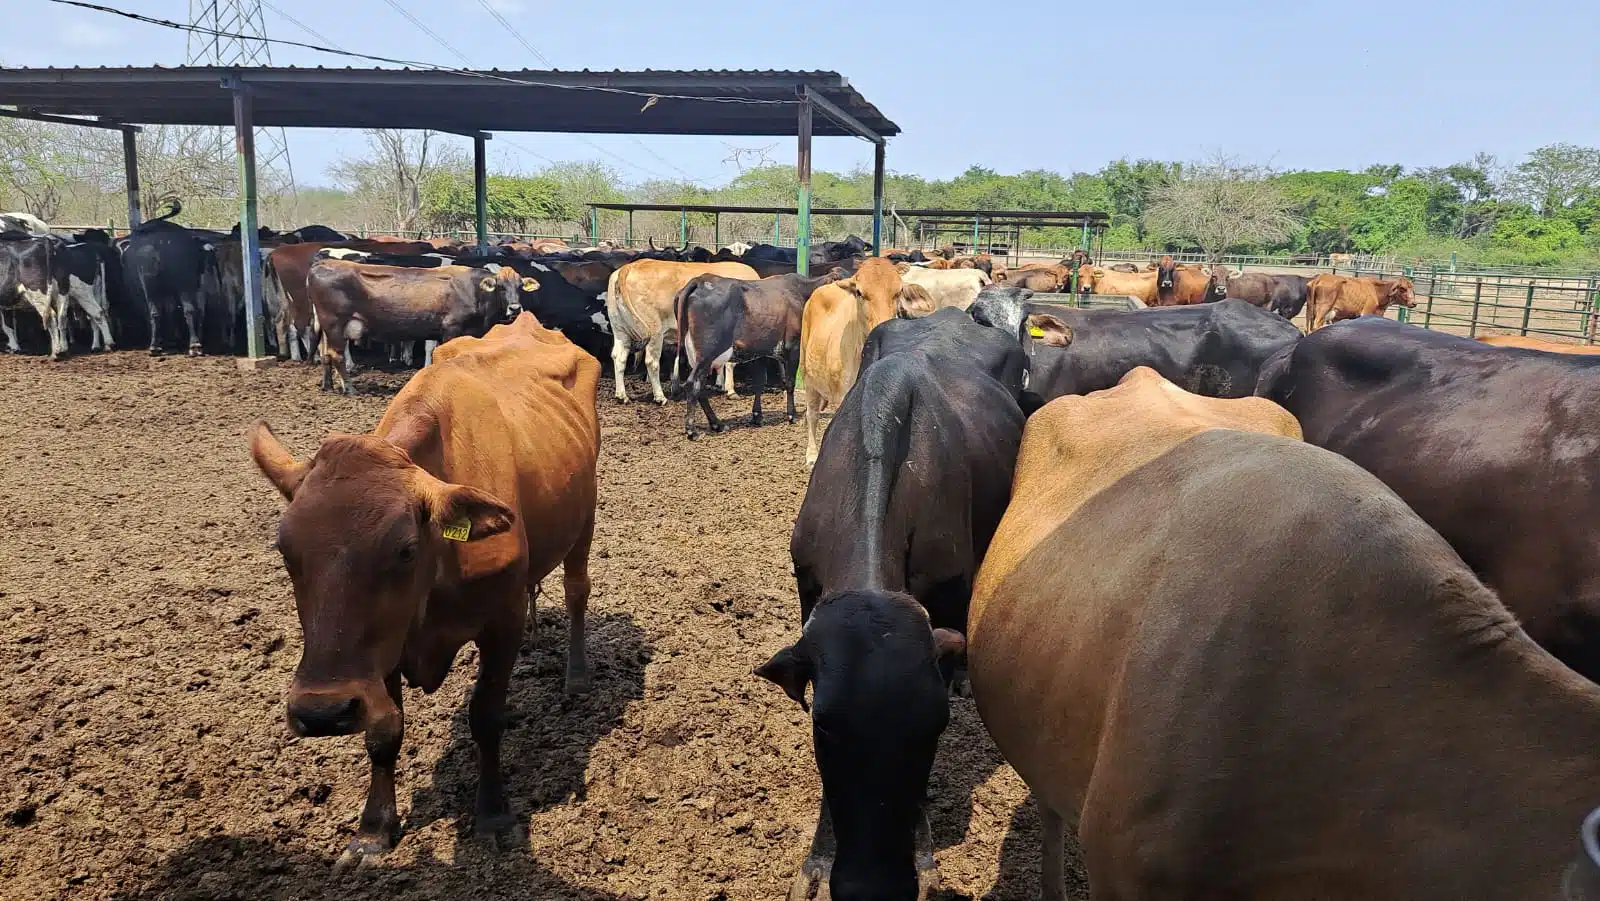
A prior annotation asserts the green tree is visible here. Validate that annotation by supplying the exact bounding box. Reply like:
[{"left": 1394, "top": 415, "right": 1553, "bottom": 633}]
[{"left": 1509, "top": 143, "right": 1600, "bottom": 216}]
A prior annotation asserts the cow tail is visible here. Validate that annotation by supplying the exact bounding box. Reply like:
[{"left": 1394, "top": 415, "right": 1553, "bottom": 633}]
[
  {"left": 858, "top": 359, "right": 916, "bottom": 589},
  {"left": 672, "top": 278, "right": 696, "bottom": 394}
]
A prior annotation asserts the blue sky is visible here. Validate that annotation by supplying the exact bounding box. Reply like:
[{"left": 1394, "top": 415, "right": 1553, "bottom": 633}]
[{"left": 5, "top": 0, "right": 1597, "bottom": 188}]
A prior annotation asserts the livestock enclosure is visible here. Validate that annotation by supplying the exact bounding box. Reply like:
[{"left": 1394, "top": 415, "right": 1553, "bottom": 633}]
[{"left": 0, "top": 352, "right": 1071, "bottom": 901}]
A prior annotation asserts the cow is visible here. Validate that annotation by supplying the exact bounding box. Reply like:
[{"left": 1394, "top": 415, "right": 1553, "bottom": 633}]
[
  {"left": 1223, "top": 271, "right": 1314, "bottom": 319},
  {"left": 308, "top": 259, "right": 525, "bottom": 394},
  {"left": 968, "top": 366, "right": 1600, "bottom": 901},
  {"left": 1304, "top": 273, "right": 1416, "bottom": 330},
  {"left": 1153, "top": 258, "right": 1224, "bottom": 306},
  {"left": 1476, "top": 334, "right": 1600, "bottom": 355},
  {"left": 58, "top": 239, "right": 115, "bottom": 352},
  {"left": 248, "top": 311, "right": 600, "bottom": 866},
  {"left": 1256, "top": 317, "right": 1600, "bottom": 681},
  {"left": 1075, "top": 265, "right": 1159, "bottom": 305},
  {"left": 264, "top": 240, "right": 434, "bottom": 362},
  {"left": 800, "top": 257, "right": 914, "bottom": 467},
  {"left": 920, "top": 258, "right": 956, "bottom": 270},
  {"left": 953, "top": 254, "right": 994, "bottom": 276},
  {"left": 898, "top": 265, "right": 990, "bottom": 311},
  {"left": 673, "top": 269, "right": 844, "bottom": 439},
  {"left": 1106, "top": 262, "right": 1139, "bottom": 273},
  {"left": 969, "top": 293, "right": 1301, "bottom": 409},
  {"left": 551, "top": 260, "right": 615, "bottom": 297},
  {"left": 605, "top": 259, "right": 758, "bottom": 404},
  {"left": 770, "top": 307, "right": 1026, "bottom": 901},
  {"left": 286, "top": 225, "right": 347, "bottom": 243},
  {"left": 1000, "top": 267, "right": 1065, "bottom": 293},
  {"left": 120, "top": 206, "right": 221, "bottom": 356},
  {"left": 0, "top": 234, "right": 68, "bottom": 358}
]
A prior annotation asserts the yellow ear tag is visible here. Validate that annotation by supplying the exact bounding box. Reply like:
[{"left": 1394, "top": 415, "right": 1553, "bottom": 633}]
[
  {"left": 1028, "top": 326, "right": 1046, "bottom": 338},
  {"left": 440, "top": 518, "right": 472, "bottom": 542}
]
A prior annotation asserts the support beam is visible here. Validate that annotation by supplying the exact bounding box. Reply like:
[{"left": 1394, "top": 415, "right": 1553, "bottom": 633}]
[
  {"left": 871, "top": 142, "right": 885, "bottom": 254},
  {"left": 680, "top": 208, "right": 688, "bottom": 249},
  {"left": 473, "top": 134, "right": 489, "bottom": 254},
  {"left": 801, "top": 86, "right": 884, "bottom": 145},
  {"left": 231, "top": 84, "right": 267, "bottom": 361},
  {"left": 590, "top": 207, "right": 599, "bottom": 244},
  {"left": 713, "top": 211, "right": 720, "bottom": 248},
  {"left": 796, "top": 94, "right": 813, "bottom": 277},
  {"left": 0, "top": 108, "right": 140, "bottom": 131},
  {"left": 122, "top": 128, "right": 142, "bottom": 229}
]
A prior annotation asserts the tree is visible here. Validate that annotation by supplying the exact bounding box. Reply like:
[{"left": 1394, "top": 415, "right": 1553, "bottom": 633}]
[
  {"left": 1508, "top": 143, "right": 1600, "bottom": 216},
  {"left": 330, "top": 130, "right": 459, "bottom": 233},
  {"left": 1144, "top": 154, "right": 1301, "bottom": 261},
  {"left": 1100, "top": 158, "right": 1178, "bottom": 242}
]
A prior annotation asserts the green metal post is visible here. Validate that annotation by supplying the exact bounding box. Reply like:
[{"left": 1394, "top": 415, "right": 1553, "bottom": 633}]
[
  {"left": 1396, "top": 266, "right": 1412, "bottom": 323},
  {"left": 680, "top": 208, "right": 688, "bottom": 249},
  {"left": 796, "top": 96, "right": 813, "bottom": 276},
  {"left": 589, "top": 207, "right": 598, "bottom": 244},
  {"left": 871, "top": 142, "right": 886, "bottom": 255},
  {"left": 1588, "top": 277, "right": 1599, "bottom": 345},
  {"left": 1080, "top": 219, "right": 1090, "bottom": 253},
  {"left": 971, "top": 215, "right": 980, "bottom": 254},
  {"left": 1520, "top": 282, "right": 1536, "bottom": 336},
  {"left": 713, "top": 212, "right": 720, "bottom": 248},
  {"left": 1469, "top": 279, "right": 1483, "bottom": 337},
  {"left": 1450, "top": 251, "right": 1458, "bottom": 273},
  {"left": 230, "top": 81, "right": 266, "bottom": 361},
  {"left": 473, "top": 134, "right": 489, "bottom": 254}
]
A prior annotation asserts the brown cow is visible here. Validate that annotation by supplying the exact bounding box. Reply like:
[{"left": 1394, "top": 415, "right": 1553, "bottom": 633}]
[
  {"left": 1077, "top": 264, "right": 1159, "bottom": 305},
  {"left": 1476, "top": 334, "right": 1600, "bottom": 355},
  {"left": 1004, "top": 268, "right": 1066, "bottom": 293},
  {"left": 551, "top": 260, "right": 614, "bottom": 296},
  {"left": 800, "top": 258, "right": 917, "bottom": 467},
  {"left": 969, "top": 366, "right": 1600, "bottom": 901},
  {"left": 606, "top": 259, "right": 758, "bottom": 404},
  {"left": 249, "top": 312, "right": 600, "bottom": 866},
  {"left": 1154, "top": 257, "right": 1226, "bottom": 306},
  {"left": 922, "top": 258, "right": 956, "bottom": 270},
  {"left": 308, "top": 259, "right": 524, "bottom": 394},
  {"left": 1304, "top": 273, "right": 1416, "bottom": 330},
  {"left": 265, "top": 240, "right": 433, "bottom": 362}
]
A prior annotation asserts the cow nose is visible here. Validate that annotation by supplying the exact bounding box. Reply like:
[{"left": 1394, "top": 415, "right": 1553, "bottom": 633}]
[{"left": 287, "top": 695, "right": 365, "bottom": 737}]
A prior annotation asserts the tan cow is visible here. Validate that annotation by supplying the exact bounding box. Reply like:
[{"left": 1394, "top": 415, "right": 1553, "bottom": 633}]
[
  {"left": 1477, "top": 334, "right": 1600, "bottom": 355},
  {"left": 968, "top": 366, "right": 1600, "bottom": 901},
  {"left": 1304, "top": 273, "right": 1416, "bottom": 330},
  {"left": 899, "top": 265, "right": 991, "bottom": 311},
  {"left": 800, "top": 257, "right": 915, "bottom": 466},
  {"left": 1077, "top": 264, "right": 1159, "bottom": 304},
  {"left": 249, "top": 312, "right": 600, "bottom": 864},
  {"left": 605, "top": 259, "right": 758, "bottom": 404}
]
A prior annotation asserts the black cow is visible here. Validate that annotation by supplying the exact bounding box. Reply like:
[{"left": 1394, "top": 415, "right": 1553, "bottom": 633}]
[
  {"left": 0, "top": 234, "right": 67, "bottom": 358},
  {"left": 671, "top": 269, "right": 843, "bottom": 438},
  {"left": 120, "top": 206, "right": 219, "bottom": 356},
  {"left": 970, "top": 291, "right": 1301, "bottom": 409},
  {"left": 57, "top": 240, "right": 115, "bottom": 352},
  {"left": 774, "top": 307, "right": 1026, "bottom": 900},
  {"left": 288, "top": 225, "right": 347, "bottom": 243},
  {"left": 1255, "top": 317, "right": 1600, "bottom": 682},
  {"left": 490, "top": 258, "right": 612, "bottom": 363},
  {"left": 1225, "top": 272, "right": 1313, "bottom": 319}
]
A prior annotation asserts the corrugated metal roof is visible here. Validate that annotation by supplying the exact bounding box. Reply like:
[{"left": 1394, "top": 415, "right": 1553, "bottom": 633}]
[{"left": 0, "top": 66, "right": 898, "bottom": 138}]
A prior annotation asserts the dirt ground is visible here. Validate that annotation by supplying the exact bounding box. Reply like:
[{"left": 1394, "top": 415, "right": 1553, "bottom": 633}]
[{"left": 0, "top": 351, "right": 1082, "bottom": 901}]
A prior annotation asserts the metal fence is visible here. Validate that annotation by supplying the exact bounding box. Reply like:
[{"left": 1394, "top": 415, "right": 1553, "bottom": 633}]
[{"left": 1396, "top": 268, "right": 1600, "bottom": 342}]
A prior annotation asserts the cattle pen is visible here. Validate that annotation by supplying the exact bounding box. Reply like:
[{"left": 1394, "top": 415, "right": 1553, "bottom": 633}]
[{"left": 0, "top": 65, "right": 900, "bottom": 364}]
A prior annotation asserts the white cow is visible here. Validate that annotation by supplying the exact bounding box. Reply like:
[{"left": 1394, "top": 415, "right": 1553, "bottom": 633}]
[{"left": 898, "top": 265, "right": 992, "bottom": 311}]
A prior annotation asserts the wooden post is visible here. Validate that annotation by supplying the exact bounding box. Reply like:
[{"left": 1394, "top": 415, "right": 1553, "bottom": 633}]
[
  {"left": 627, "top": 210, "right": 634, "bottom": 246},
  {"left": 121, "top": 128, "right": 142, "bottom": 228},
  {"left": 871, "top": 142, "right": 886, "bottom": 254},
  {"left": 473, "top": 134, "right": 489, "bottom": 254},
  {"left": 713, "top": 211, "right": 720, "bottom": 248},
  {"left": 1587, "top": 277, "right": 1599, "bottom": 345},
  {"left": 796, "top": 95, "right": 813, "bottom": 276},
  {"left": 1469, "top": 279, "right": 1483, "bottom": 337},
  {"left": 1520, "top": 282, "right": 1536, "bottom": 336},
  {"left": 231, "top": 82, "right": 267, "bottom": 363}
]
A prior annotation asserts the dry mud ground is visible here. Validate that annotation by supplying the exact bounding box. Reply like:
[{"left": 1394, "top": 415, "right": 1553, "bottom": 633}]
[{"left": 0, "top": 351, "right": 1083, "bottom": 901}]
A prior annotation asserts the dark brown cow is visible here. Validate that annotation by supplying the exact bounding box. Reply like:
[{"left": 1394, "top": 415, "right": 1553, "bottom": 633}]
[
  {"left": 249, "top": 312, "right": 600, "bottom": 866},
  {"left": 264, "top": 240, "right": 434, "bottom": 361},
  {"left": 551, "top": 260, "right": 615, "bottom": 296},
  {"left": 308, "top": 259, "right": 524, "bottom": 394},
  {"left": 1304, "top": 273, "right": 1416, "bottom": 330}
]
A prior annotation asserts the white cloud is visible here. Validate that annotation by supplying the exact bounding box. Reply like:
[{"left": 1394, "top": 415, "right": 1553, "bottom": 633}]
[{"left": 61, "top": 21, "right": 120, "bottom": 49}]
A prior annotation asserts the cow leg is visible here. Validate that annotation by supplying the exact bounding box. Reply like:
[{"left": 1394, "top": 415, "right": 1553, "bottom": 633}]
[
  {"left": 561, "top": 515, "right": 593, "bottom": 694},
  {"left": 749, "top": 359, "right": 768, "bottom": 427},
  {"left": 684, "top": 369, "right": 702, "bottom": 439},
  {"left": 469, "top": 602, "right": 523, "bottom": 847},
  {"left": 0, "top": 309, "right": 17, "bottom": 352},
  {"left": 19, "top": 288, "right": 63, "bottom": 361},
  {"left": 49, "top": 295, "right": 70, "bottom": 361},
  {"left": 278, "top": 314, "right": 297, "bottom": 362},
  {"left": 338, "top": 670, "right": 404, "bottom": 869},
  {"left": 423, "top": 340, "right": 437, "bottom": 367},
  {"left": 644, "top": 333, "right": 669, "bottom": 405},
  {"left": 1040, "top": 804, "right": 1068, "bottom": 901},
  {"left": 789, "top": 801, "right": 837, "bottom": 901},
  {"left": 609, "top": 333, "right": 630, "bottom": 403},
  {"left": 722, "top": 361, "right": 736, "bottom": 398},
  {"left": 77, "top": 278, "right": 116, "bottom": 352},
  {"left": 344, "top": 344, "right": 358, "bottom": 377},
  {"left": 804, "top": 385, "right": 824, "bottom": 468},
  {"left": 182, "top": 293, "right": 204, "bottom": 357},
  {"left": 147, "top": 300, "right": 164, "bottom": 356},
  {"left": 782, "top": 349, "right": 800, "bottom": 424}
]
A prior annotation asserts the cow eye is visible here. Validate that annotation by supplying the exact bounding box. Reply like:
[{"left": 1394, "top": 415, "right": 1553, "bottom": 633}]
[{"left": 398, "top": 543, "right": 418, "bottom": 563}]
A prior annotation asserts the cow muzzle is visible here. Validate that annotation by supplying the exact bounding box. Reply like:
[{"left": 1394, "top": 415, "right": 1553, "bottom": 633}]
[{"left": 287, "top": 691, "right": 367, "bottom": 737}]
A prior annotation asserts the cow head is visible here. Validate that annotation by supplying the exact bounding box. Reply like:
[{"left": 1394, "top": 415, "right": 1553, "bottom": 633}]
[
  {"left": 1208, "top": 266, "right": 1232, "bottom": 301},
  {"left": 1386, "top": 277, "right": 1416, "bottom": 308},
  {"left": 1157, "top": 255, "right": 1177, "bottom": 291},
  {"left": 896, "top": 283, "right": 937, "bottom": 319},
  {"left": 483, "top": 267, "right": 534, "bottom": 320},
  {"left": 250, "top": 422, "right": 516, "bottom": 745},
  {"left": 1077, "top": 265, "right": 1100, "bottom": 295},
  {"left": 1024, "top": 312, "right": 1073, "bottom": 348},
  {"left": 757, "top": 590, "right": 964, "bottom": 901}
]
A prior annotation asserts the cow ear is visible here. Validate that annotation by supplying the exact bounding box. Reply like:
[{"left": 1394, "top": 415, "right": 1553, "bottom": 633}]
[
  {"left": 479, "top": 275, "right": 498, "bottom": 293},
  {"left": 427, "top": 483, "right": 516, "bottom": 542},
  {"left": 1027, "top": 313, "right": 1073, "bottom": 347},
  {"left": 521, "top": 277, "right": 539, "bottom": 292},
  {"left": 755, "top": 644, "right": 813, "bottom": 711},
  {"left": 250, "top": 421, "right": 308, "bottom": 500},
  {"left": 932, "top": 628, "right": 966, "bottom": 664},
  {"left": 894, "top": 262, "right": 911, "bottom": 274}
]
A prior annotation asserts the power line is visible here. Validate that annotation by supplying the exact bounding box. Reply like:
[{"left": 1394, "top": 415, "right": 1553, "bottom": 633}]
[
  {"left": 470, "top": 0, "right": 552, "bottom": 66},
  {"left": 46, "top": 0, "right": 798, "bottom": 106}
]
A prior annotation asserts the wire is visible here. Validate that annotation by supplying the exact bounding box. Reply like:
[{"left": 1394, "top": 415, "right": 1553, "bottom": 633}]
[
  {"left": 374, "top": 0, "right": 471, "bottom": 66},
  {"left": 45, "top": 0, "right": 798, "bottom": 106},
  {"left": 470, "top": 0, "right": 553, "bottom": 66},
  {"left": 259, "top": 0, "right": 345, "bottom": 51}
]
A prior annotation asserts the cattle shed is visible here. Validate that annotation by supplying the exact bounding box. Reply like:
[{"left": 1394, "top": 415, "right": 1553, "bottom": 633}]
[{"left": 0, "top": 66, "right": 900, "bottom": 361}]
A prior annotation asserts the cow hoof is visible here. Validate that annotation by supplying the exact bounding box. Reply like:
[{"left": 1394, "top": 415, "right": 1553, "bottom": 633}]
[
  {"left": 748, "top": 414, "right": 762, "bottom": 427},
  {"left": 333, "top": 834, "right": 394, "bottom": 872},
  {"left": 710, "top": 422, "right": 727, "bottom": 434},
  {"left": 917, "top": 864, "right": 941, "bottom": 900},
  {"left": 188, "top": 347, "right": 204, "bottom": 358},
  {"left": 788, "top": 858, "right": 832, "bottom": 901},
  {"left": 686, "top": 430, "right": 701, "bottom": 441},
  {"left": 148, "top": 348, "right": 163, "bottom": 357},
  {"left": 613, "top": 395, "right": 629, "bottom": 405},
  {"left": 564, "top": 669, "right": 593, "bottom": 695},
  {"left": 473, "top": 812, "right": 524, "bottom": 851},
  {"left": 653, "top": 396, "right": 668, "bottom": 406}
]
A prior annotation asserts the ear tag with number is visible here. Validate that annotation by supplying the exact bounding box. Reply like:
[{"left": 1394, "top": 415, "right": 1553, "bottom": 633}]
[{"left": 441, "top": 518, "right": 472, "bottom": 542}]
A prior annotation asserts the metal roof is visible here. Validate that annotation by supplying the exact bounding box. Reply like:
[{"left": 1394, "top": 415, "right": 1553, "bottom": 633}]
[
  {"left": 589, "top": 203, "right": 1110, "bottom": 220},
  {"left": 0, "top": 66, "right": 899, "bottom": 138}
]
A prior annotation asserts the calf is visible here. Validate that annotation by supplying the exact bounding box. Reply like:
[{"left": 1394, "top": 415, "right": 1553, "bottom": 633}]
[
  {"left": 1304, "top": 273, "right": 1415, "bottom": 330},
  {"left": 773, "top": 308, "right": 1026, "bottom": 900},
  {"left": 1257, "top": 318, "right": 1600, "bottom": 681},
  {"left": 250, "top": 312, "right": 600, "bottom": 866},
  {"left": 970, "top": 368, "right": 1600, "bottom": 901},
  {"left": 308, "top": 259, "right": 522, "bottom": 394},
  {"left": 673, "top": 269, "right": 843, "bottom": 438},
  {"left": 605, "top": 259, "right": 757, "bottom": 404},
  {"left": 1000, "top": 267, "right": 1065, "bottom": 293}
]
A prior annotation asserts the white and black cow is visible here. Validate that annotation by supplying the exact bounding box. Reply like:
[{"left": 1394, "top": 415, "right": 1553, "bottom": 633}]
[
  {"left": 0, "top": 233, "right": 114, "bottom": 359},
  {"left": 120, "top": 205, "right": 220, "bottom": 356}
]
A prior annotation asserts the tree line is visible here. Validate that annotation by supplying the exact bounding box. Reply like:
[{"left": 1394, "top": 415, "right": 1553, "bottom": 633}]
[{"left": 3, "top": 121, "right": 1596, "bottom": 268}]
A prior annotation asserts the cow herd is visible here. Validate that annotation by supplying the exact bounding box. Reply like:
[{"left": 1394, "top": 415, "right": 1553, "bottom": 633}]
[{"left": 13, "top": 205, "right": 1600, "bottom": 898}]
